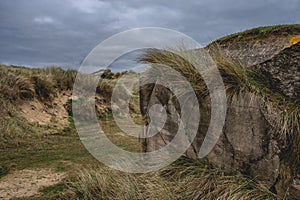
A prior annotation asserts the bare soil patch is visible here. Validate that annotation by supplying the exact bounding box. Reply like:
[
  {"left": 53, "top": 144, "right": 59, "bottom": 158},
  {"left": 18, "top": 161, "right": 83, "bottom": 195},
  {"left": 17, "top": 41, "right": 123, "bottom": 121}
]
[
  {"left": 0, "top": 168, "right": 66, "bottom": 199},
  {"left": 21, "top": 92, "right": 71, "bottom": 131}
]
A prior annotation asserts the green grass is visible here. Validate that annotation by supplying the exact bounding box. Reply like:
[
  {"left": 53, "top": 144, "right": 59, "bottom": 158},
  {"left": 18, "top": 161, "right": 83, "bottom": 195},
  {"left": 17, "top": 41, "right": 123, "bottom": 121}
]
[
  {"left": 0, "top": 119, "right": 94, "bottom": 172},
  {"left": 1, "top": 116, "right": 143, "bottom": 199},
  {"left": 212, "top": 24, "right": 300, "bottom": 44},
  {"left": 100, "top": 117, "right": 141, "bottom": 152}
]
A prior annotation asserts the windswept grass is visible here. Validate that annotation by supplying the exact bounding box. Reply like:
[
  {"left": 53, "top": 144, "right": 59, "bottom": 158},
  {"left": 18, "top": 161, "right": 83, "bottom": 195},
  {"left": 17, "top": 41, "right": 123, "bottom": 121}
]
[
  {"left": 0, "top": 65, "right": 77, "bottom": 101},
  {"left": 208, "top": 46, "right": 300, "bottom": 171},
  {"left": 41, "top": 67, "right": 77, "bottom": 91},
  {"left": 0, "top": 62, "right": 296, "bottom": 199},
  {"left": 0, "top": 66, "right": 76, "bottom": 143},
  {"left": 0, "top": 70, "right": 35, "bottom": 101},
  {"left": 67, "top": 157, "right": 278, "bottom": 200}
]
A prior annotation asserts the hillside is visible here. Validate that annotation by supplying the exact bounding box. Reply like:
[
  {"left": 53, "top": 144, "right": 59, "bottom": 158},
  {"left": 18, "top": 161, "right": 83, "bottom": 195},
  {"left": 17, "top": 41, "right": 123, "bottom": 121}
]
[{"left": 0, "top": 64, "right": 280, "bottom": 199}]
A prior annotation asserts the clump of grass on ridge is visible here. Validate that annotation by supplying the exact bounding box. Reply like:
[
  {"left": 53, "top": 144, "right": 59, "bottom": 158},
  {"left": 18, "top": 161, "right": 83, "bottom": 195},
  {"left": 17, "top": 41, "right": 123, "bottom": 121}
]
[{"left": 0, "top": 65, "right": 76, "bottom": 102}]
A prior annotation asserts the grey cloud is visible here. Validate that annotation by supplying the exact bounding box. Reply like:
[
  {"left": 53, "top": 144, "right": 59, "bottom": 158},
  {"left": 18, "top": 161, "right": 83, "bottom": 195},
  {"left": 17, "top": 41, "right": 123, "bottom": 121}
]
[
  {"left": 0, "top": 0, "right": 299, "bottom": 70},
  {"left": 33, "top": 16, "right": 56, "bottom": 25}
]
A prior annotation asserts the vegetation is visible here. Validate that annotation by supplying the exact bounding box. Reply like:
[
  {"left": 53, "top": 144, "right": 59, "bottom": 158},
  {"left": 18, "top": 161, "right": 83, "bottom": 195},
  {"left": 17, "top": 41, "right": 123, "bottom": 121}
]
[
  {"left": 67, "top": 157, "right": 277, "bottom": 200},
  {"left": 212, "top": 24, "right": 300, "bottom": 44}
]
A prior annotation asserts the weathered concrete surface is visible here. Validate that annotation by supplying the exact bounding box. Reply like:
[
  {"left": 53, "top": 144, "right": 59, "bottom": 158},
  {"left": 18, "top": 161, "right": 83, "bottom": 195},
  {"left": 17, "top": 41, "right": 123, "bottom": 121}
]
[
  {"left": 252, "top": 43, "right": 300, "bottom": 99},
  {"left": 140, "top": 83, "right": 283, "bottom": 189}
]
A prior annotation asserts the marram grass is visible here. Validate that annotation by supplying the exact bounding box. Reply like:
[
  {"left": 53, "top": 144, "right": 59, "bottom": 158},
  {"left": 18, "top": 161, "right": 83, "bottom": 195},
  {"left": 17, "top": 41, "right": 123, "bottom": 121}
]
[{"left": 67, "top": 157, "right": 278, "bottom": 200}]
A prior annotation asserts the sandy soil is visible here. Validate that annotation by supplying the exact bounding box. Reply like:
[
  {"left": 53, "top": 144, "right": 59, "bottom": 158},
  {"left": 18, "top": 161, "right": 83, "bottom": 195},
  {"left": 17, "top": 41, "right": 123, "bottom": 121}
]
[
  {"left": 21, "top": 92, "right": 71, "bottom": 131},
  {"left": 0, "top": 168, "right": 66, "bottom": 199}
]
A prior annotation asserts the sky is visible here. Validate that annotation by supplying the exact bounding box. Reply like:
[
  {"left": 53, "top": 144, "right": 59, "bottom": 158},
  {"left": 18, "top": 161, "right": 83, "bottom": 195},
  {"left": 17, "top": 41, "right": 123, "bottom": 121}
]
[{"left": 0, "top": 0, "right": 299, "bottom": 71}]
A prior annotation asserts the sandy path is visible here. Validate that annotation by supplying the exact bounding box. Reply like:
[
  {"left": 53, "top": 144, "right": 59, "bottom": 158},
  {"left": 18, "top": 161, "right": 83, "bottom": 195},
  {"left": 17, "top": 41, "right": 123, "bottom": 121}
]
[{"left": 0, "top": 168, "right": 66, "bottom": 199}]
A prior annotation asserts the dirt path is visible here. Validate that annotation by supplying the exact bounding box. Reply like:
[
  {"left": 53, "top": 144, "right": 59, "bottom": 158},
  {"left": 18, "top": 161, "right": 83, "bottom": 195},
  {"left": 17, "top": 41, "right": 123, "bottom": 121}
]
[{"left": 0, "top": 168, "right": 66, "bottom": 199}]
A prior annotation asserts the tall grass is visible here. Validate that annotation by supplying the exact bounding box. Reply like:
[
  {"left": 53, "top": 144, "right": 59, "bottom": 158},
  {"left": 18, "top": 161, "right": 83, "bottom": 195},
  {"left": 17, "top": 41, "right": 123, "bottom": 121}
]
[
  {"left": 0, "top": 65, "right": 118, "bottom": 145},
  {"left": 68, "top": 157, "right": 278, "bottom": 200},
  {"left": 41, "top": 66, "right": 77, "bottom": 90},
  {"left": 0, "top": 70, "right": 35, "bottom": 101},
  {"left": 0, "top": 65, "right": 78, "bottom": 147},
  {"left": 0, "top": 65, "right": 77, "bottom": 102},
  {"left": 208, "top": 45, "right": 300, "bottom": 172}
]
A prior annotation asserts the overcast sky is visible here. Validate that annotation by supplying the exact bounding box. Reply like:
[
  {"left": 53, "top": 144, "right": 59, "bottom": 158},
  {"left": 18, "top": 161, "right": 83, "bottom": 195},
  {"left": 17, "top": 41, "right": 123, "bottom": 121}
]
[{"left": 0, "top": 0, "right": 299, "bottom": 71}]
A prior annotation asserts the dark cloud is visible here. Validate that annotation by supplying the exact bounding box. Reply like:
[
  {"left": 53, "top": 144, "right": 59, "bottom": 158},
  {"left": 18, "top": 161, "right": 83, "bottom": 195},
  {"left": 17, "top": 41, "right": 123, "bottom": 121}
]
[{"left": 0, "top": 0, "right": 299, "bottom": 70}]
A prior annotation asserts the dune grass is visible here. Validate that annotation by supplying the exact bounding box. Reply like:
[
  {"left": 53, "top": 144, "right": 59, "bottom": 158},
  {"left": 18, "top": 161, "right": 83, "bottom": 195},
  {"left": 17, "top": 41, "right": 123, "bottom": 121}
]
[{"left": 66, "top": 157, "right": 277, "bottom": 200}]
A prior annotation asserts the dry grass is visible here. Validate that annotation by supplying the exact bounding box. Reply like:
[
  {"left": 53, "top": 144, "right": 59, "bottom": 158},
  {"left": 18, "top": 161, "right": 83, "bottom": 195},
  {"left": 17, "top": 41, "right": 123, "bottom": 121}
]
[
  {"left": 208, "top": 46, "right": 300, "bottom": 171},
  {"left": 0, "top": 70, "right": 35, "bottom": 101},
  {"left": 41, "top": 66, "right": 77, "bottom": 90},
  {"left": 0, "top": 115, "right": 34, "bottom": 148},
  {"left": 0, "top": 65, "right": 78, "bottom": 152},
  {"left": 67, "top": 157, "right": 278, "bottom": 200},
  {"left": 0, "top": 65, "right": 77, "bottom": 102},
  {"left": 0, "top": 71, "right": 36, "bottom": 148}
]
